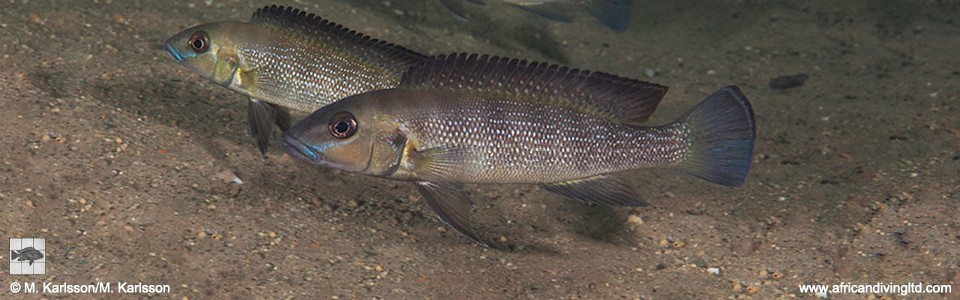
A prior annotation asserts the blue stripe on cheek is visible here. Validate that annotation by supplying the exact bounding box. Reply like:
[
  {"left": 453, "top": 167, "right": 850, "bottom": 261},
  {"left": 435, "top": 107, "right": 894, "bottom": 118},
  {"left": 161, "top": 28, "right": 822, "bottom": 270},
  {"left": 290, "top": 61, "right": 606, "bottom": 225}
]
[
  {"left": 164, "top": 43, "right": 183, "bottom": 61},
  {"left": 296, "top": 143, "right": 318, "bottom": 160},
  {"left": 305, "top": 140, "right": 348, "bottom": 161},
  {"left": 296, "top": 142, "right": 346, "bottom": 161}
]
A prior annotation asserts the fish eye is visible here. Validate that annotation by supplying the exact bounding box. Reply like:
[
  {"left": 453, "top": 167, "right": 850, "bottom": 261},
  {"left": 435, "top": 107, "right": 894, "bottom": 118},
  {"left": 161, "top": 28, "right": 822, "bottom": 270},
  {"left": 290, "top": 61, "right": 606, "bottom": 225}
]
[
  {"left": 329, "top": 111, "right": 357, "bottom": 139},
  {"left": 188, "top": 31, "right": 209, "bottom": 53}
]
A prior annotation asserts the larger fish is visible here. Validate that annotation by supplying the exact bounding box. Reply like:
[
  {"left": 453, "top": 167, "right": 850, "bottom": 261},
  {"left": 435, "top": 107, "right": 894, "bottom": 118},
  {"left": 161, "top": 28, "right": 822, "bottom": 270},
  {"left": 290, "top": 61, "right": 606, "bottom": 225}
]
[
  {"left": 165, "top": 5, "right": 426, "bottom": 155},
  {"left": 282, "top": 54, "right": 755, "bottom": 245},
  {"left": 439, "top": 0, "right": 633, "bottom": 32}
]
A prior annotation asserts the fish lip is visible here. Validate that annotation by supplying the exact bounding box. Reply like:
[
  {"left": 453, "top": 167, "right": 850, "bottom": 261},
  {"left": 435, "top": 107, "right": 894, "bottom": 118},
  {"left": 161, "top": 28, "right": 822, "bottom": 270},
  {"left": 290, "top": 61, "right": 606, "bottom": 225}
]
[
  {"left": 164, "top": 40, "right": 183, "bottom": 62},
  {"left": 281, "top": 133, "right": 323, "bottom": 163}
]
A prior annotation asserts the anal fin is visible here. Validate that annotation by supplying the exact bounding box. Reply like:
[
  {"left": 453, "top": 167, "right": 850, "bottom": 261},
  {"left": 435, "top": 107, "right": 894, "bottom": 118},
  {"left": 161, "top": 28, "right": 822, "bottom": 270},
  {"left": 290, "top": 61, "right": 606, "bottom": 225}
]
[
  {"left": 248, "top": 98, "right": 290, "bottom": 156},
  {"left": 542, "top": 175, "right": 647, "bottom": 207},
  {"left": 414, "top": 181, "right": 488, "bottom": 246}
]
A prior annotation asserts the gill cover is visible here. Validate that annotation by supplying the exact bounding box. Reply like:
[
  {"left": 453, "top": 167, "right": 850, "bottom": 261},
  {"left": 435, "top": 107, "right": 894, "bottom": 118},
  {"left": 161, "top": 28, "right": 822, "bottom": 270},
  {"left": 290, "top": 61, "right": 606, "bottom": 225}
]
[{"left": 364, "top": 129, "right": 405, "bottom": 176}]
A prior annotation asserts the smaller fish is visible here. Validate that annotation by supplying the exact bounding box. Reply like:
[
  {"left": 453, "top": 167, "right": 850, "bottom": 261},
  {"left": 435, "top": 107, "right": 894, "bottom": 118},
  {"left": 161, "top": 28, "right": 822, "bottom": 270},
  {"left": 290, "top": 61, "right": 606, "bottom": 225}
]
[
  {"left": 439, "top": 0, "right": 633, "bottom": 32},
  {"left": 165, "top": 5, "right": 425, "bottom": 155},
  {"left": 11, "top": 247, "right": 44, "bottom": 265}
]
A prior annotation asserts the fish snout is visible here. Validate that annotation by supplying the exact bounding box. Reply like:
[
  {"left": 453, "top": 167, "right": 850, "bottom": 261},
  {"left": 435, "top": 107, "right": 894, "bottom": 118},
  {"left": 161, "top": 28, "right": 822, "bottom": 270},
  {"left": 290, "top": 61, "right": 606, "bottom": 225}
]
[
  {"left": 281, "top": 133, "right": 321, "bottom": 163},
  {"left": 164, "top": 40, "right": 183, "bottom": 62}
]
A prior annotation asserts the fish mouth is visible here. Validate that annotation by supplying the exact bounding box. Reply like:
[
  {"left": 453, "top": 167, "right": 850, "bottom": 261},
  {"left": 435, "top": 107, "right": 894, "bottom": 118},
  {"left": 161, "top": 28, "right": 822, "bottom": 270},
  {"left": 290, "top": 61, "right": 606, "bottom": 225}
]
[
  {"left": 164, "top": 40, "right": 183, "bottom": 62},
  {"left": 281, "top": 133, "right": 323, "bottom": 163}
]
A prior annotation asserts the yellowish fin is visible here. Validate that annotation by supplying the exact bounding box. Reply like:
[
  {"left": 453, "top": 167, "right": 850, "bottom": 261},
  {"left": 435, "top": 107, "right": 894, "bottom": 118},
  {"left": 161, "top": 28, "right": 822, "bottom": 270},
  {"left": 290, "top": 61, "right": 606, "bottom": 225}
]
[{"left": 542, "top": 175, "right": 648, "bottom": 206}]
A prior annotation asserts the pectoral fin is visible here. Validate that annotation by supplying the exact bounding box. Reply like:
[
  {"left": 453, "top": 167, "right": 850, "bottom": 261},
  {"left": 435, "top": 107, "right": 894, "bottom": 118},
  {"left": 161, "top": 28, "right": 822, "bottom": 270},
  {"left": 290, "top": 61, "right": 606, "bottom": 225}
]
[
  {"left": 248, "top": 99, "right": 290, "bottom": 156},
  {"left": 410, "top": 146, "right": 470, "bottom": 181},
  {"left": 542, "top": 175, "right": 647, "bottom": 207},
  {"left": 237, "top": 67, "right": 281, "bottom": 96},
  {"left": 414, "top": 181, "right": 487, "bottom": 246}
]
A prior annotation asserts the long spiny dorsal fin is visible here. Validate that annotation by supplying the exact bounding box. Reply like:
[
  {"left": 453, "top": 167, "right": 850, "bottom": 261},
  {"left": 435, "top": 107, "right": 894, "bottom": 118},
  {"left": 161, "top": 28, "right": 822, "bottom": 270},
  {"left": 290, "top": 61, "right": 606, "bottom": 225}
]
[
  {"left": 400, "top": 53, "right": 667, "bottom": 124},
  {"left": 251, "top": 5, "right": 425, "bottom": 74}
]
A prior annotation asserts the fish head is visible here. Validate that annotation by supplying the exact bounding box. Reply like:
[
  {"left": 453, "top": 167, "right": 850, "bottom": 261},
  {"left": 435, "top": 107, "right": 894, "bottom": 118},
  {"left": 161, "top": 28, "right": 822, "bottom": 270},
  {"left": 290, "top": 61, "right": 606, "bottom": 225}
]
[
  {"left": 165, "top": 22, "right": 246, "bottom": 87},
  {"left": 282, "top": 93, "right": 407, "bottom": 177}
]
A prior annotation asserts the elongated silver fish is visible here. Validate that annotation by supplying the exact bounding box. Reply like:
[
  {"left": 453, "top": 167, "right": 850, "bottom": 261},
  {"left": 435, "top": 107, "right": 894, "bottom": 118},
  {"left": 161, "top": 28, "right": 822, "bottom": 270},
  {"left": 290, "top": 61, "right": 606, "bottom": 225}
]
[
  {"left": 282, "top": 54, "right": 754, "bottom": 245},
  {"left": 165, "top": 5, "right": 426, "bottom": 155},
  {"left": 439, "top": 0, "right": 633, "bottom": 31}
]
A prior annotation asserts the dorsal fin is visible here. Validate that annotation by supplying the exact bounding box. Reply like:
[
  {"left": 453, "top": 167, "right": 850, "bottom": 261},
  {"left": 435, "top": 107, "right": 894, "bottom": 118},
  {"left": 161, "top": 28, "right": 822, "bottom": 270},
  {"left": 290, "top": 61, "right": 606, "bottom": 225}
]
[
  {"left": 400, "top": 53, "right": 667, "bottom": 124},
  {"left": 251, "top": 5, "right": 426, "bottom": 74}
]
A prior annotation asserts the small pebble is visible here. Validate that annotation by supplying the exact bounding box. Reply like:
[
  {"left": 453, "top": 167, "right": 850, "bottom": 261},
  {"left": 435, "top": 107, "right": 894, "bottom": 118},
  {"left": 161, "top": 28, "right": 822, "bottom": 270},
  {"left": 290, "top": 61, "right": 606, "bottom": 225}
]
[
  {"left": 626, "top": 214, "right": 643, "bottom": 225},
  {"left": 29, "top": 14, "right": 44, "bottom": 25},
  {"left": 671, "top": 240, "right": 685, "bottom": 249},
  {"left": 643, "top": 68, "right": 657, "bottom": 77},
  {"left": 211, "top": 170, "right": 243, "bottom": 185},
  {"left": 769, "top": 73, "right": 809, "bottom": 89},
  {"left": 707, "top": 267, "right": 720, "bottom": 275},
  {"left": 113, "top": 14, "right": 129, "bottom": 25}
]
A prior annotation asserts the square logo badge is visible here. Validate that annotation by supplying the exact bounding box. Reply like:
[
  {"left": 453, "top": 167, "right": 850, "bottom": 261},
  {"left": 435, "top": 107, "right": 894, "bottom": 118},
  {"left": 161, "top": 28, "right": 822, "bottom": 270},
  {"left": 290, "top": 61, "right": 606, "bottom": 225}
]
[{"left": 10, "top": 238, "right": 45, "bottom": 275}]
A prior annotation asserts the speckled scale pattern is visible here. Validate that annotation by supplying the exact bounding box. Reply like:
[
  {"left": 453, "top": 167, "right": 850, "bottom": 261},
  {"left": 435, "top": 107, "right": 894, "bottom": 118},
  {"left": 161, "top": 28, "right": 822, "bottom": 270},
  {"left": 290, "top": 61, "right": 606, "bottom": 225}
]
[
  {"left": 240, "top": 42, "right": 400, "bottom": 112},
  {"left": 398, "top": 97, "right": 688, "bottom": 183},
  {"left": 401, "top": 53, "right": 667, "bottom": 124},
  {"left": 239, "top": 5, "right": 425, "bottom": 112}
]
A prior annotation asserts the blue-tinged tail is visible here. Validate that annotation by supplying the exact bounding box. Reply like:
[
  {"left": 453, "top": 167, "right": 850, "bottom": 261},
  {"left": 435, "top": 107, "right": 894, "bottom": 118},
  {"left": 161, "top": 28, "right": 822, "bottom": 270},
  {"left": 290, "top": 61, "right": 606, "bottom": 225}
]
[{"left": 675, "top": 86, "right": 756, "bottom": 186}]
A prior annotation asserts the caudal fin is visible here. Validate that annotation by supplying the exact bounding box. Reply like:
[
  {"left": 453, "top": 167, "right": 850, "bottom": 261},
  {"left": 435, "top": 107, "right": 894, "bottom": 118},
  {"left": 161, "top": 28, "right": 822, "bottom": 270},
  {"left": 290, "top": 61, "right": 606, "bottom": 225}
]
[
  {"left": 675, "top": 86, "right": 756, "bottom": 186},
  {"left": 584, "top": 0, "right": 633, "bottom": 32},
  {"left": 11, "top": 250, "right": 18, "bottom": 260}
]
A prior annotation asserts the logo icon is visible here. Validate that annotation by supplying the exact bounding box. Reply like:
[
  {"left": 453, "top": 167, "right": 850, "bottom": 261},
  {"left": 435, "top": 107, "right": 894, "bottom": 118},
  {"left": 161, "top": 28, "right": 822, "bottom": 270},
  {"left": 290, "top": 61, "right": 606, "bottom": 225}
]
[{"left": 9, "top": 238, "right": 45, "bottom": 275}]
